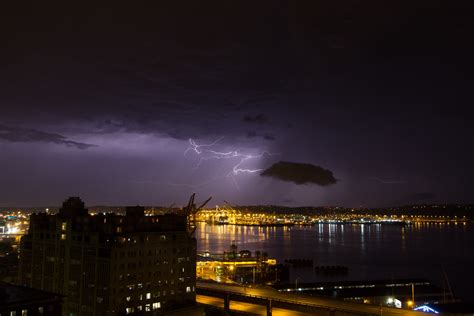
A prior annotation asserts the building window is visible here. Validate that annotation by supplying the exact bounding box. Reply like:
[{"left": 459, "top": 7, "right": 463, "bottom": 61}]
[
  {"left": 145, "top": 304, "right": 151, "bottom": 312},
  {"left": 126, "top": 307, "right": 134, "bottom": 314},
  {"left": 152, "top": 302, "right": 161, "bottom": 310},
  {"left": 22, "top": 310, "right": 27, "bottom": 316},
  {"left": 10, "top": 312, "right": 17, "bottom": 316},
  {"left": 146, "top": 292, "right": 151, "bottom": 299},
  {"left": 137, "top": 306, "right": 142, "bottom": 311},
  {"left": 186, "top": 286, "right": 191, "bottom": 293},
  {"left": 62, "top": 222, "right": 67, "bottom": 231},
  {"left": 126, "top": 296, "right": 131, "bottom": 301},
  {"left": 61, "top": 234, "right": 66, "bottom": 240},
  {"left": 38, "top": 307, "right": 44, "bottom": 315}
]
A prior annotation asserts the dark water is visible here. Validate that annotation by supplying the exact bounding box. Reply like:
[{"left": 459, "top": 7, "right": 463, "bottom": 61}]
[{"left": 195, "top": 222, "right": 474, "bottom": 302}]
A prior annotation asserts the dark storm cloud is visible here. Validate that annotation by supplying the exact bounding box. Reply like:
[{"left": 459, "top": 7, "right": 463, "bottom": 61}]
[
  {"left": 0, "top": 125, "right": 95, "bottom": 149},
  {"left": 243, "top": 114, "right": 268, "bottom": 124},
  {"left": 246, "top": 131, "right": 275, "bottom": 141},
  {"left": 261, "top": 161, "right": 338, "bottom": 186},
  {"left": 409, "top": 192, "right": 436, "bottom": 201},
  {"left": 263, "top": 133, "right": 275, "bottom": 141},
  {"left": 0, "top": 2, "right": 473, "bottom": 206},
  {"left": 246, "top": 131, "right": 257, "bottom": 138}
]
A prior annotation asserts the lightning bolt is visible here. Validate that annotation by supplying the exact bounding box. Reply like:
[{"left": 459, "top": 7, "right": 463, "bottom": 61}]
[
  {"left": 184, "top": 138, "right": 276, "bottom": 175},
  {"left": 368, "top": 177, "right": 407, "bottom": 184},
  {"left": 184, "top": 136, "right": 224, "bottom": 156}
]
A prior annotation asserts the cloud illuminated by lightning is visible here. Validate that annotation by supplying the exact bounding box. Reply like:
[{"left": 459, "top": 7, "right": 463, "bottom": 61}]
[{"left": 184, "top": 137, "right": 276, "bottom": 175}]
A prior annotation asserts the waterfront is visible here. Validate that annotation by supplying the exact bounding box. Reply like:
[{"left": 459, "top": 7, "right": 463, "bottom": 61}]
[{"left": 196, "top": 222, "right": 474, "bottom": 302}]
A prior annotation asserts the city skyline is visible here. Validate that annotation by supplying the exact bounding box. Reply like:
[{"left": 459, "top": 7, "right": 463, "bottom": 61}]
[{"left": 2, "top": 3, "right": 474, "bottom": 315}]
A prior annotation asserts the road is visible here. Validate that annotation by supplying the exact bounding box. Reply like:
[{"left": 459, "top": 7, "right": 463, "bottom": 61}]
[
  {"left": 197, "top": 282, "right": 427, "bottom": 316},
  {"left": 197, "top": 295, "right": 314, "bottom": 316}
]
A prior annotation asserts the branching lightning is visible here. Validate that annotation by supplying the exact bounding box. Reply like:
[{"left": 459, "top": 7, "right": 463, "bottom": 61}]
[{"left": 184, "top": 137, "right": 275, "bottom": 176}]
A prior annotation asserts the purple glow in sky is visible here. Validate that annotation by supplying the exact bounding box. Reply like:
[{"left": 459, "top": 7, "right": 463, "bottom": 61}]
[{"left": 1, "top": 2, "right": 473, "bottom": 207}]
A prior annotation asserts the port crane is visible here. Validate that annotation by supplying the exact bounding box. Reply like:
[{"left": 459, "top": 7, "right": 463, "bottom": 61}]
[{"left": 185, "top": 193, "right": 212, "bottom": 237}]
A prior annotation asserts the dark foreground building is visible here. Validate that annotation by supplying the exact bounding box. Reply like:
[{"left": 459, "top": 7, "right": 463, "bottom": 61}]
[
  {"left": 18, "top": 197, "right": 196, "bottom": 316},
  {"left": 0, "top": 282, "right": 62, "bottom": 315}
]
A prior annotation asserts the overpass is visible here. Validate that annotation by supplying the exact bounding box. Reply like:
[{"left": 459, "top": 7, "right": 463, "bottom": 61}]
[{"left": 197, "top": 282, "right": 428, "bottom": 316}]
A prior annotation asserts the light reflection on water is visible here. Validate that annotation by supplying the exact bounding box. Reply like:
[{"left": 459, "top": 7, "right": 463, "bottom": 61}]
[{"left": 195, "top": 222, "right": 474, "bottom": 302}]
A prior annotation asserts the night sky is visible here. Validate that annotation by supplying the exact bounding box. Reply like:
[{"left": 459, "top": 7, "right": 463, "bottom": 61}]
[{"left": 1, "top": 2, "right": 473, "bottom": 207}]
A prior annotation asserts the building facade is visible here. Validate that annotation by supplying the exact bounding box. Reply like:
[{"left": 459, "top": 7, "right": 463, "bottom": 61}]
[
  {"left": 0, "top": 282, "right": 63, "bottom": 316},
  {"left": 18, "top": 197, "right": 196, "bottom": 316}
]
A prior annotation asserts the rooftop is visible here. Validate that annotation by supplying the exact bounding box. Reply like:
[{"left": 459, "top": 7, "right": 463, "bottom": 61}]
[{"left": 0, "top": 282, "right": 62, "bottom": 306}]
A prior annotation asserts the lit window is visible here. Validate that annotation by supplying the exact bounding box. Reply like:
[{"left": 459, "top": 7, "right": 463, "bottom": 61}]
[
  {"left": 126, "top": 296, "right": 131, "bottom": 301},
  {"left": 139, "top": 294, "right": 143, "bottom": 301},
  {"left": 152, "top": 302, "right": 161, "bottom": 310},
  {"left": 61, "top": 234, "right": 66, "bottom": 240},
  {"left": 146, "top": 292, "right": 151, "bottom": 299},
  {"left": 62, "top": 222, "right": 67, "bottom": 231},
  {"left": 22, "top": 311, "right": 28, "bottom": 316},
  {"left": 11, "top": 312, "right": 17, "bottom": 316},
  {"left": 126, "top": 307, "right": 134, "bottom": 314},
  {"left": 38, "top": 307, "right": 44, "bottom": 315},
  {"left": 137, "top": 306, "right": 142, "bottom": 311},
  {"left": 186, "top": 286, "right": 191, "bottom": 293},
  {"left": 145, "top": 304, "right": 151, "bottom": 312}
]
